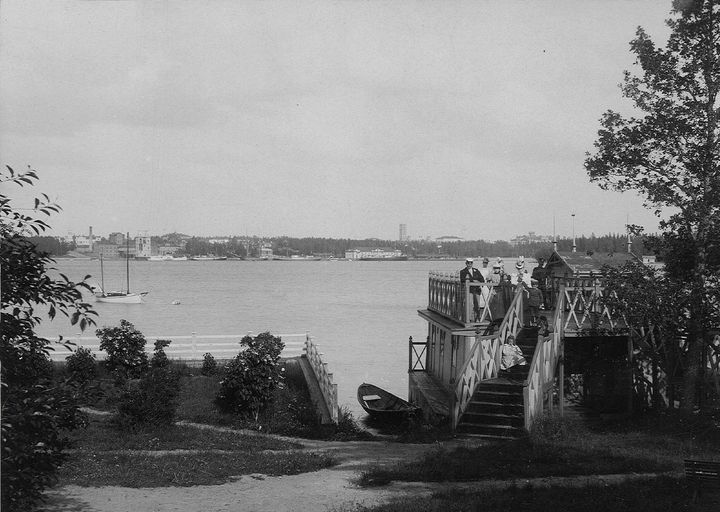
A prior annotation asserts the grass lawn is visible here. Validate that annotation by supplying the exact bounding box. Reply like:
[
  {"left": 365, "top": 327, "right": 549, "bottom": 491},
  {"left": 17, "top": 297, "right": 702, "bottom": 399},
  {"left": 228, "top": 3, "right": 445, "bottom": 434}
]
[
  {"left": 59, "top": 415, "right": 336, "bottom": 487},
  {"left": 358, "top": 410, "right": 720, "bottom": 487},
  {"left": 344, "top": 477, "right": 717, "bottom": 512}
]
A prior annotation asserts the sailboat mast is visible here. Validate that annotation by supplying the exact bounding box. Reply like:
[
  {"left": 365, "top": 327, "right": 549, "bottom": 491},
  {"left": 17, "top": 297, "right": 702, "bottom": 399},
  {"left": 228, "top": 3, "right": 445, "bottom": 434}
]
[
  {"left": 100, "top": 254, "right": 105, "bottom": 291},
  {"left": 126, "top": 232, "right": 130, "bottom": 293}
]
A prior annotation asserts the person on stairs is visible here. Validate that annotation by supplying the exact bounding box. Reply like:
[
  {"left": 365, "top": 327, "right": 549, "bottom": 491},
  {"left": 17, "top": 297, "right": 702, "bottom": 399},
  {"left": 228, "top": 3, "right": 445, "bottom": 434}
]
[{"left": 500, "top": 335, "right": 527, "bottom": 371}]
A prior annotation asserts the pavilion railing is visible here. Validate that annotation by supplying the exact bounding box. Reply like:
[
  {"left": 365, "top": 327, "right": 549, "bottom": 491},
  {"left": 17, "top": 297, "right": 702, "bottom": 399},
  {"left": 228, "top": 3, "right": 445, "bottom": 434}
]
[
  {"left": 560, "top": 279, "right": 629, "bottom": 335},
  {"left": 428, "top": 272, "right": 497, "bottom": 326}
]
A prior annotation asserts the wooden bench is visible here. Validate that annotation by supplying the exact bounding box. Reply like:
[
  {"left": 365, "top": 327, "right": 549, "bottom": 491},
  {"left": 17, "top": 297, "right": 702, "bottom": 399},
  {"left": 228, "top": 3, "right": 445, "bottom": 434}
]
[{"left": 684, "top": 459, "right": 720, "bottom": 500}]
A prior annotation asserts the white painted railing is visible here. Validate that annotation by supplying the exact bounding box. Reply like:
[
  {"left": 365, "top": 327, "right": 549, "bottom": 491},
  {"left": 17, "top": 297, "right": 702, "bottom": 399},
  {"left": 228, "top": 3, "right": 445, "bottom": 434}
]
[
  {"left": 304, "top": 335, "right": 339, "bottom": 423},
  {"left": 48, "top": 332, "right": 308, "bottom": 361},
  {"left": 523, "top": 290, "right": 565, "bottom": 430},
  {"left": 451, "top": 286, "right": 525, "bottom": 430}
]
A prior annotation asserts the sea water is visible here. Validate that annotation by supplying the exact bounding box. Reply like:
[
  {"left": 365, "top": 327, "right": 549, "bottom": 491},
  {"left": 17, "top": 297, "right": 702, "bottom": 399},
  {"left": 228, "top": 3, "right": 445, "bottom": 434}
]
[{"left": 38, "top": 257, "right": 530, "bottom": 418}]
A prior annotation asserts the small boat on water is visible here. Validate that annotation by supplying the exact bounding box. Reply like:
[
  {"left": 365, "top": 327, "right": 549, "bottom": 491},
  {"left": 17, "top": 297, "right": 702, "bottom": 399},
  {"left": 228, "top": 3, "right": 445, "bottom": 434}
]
[
  {"left": 190, "top": 255, "right": 227, "bottom": 261},
  {"left": 357, "top": 383, "right": 419, "bottom": 421}
]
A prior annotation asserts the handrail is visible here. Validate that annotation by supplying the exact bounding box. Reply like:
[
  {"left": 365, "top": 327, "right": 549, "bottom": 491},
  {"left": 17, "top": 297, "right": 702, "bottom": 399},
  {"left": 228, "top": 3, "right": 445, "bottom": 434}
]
[
  {"left": 450, "top": 286, "right": 525, "bottom": 430},
  {"left": 523, "top": 288, "right": 565, "bottom": 430},
  {"left": 408, "top": 335, "right": 428, "bottom": 371},
  {"left": 304, "top": 334, "right": 339, "bottom": 423}
]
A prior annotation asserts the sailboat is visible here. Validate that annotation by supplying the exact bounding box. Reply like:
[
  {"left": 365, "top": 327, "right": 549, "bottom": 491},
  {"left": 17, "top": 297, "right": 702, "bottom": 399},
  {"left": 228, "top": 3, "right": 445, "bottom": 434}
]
[{"left": 94, "top": 233, "right": 148, "bottom": 304}]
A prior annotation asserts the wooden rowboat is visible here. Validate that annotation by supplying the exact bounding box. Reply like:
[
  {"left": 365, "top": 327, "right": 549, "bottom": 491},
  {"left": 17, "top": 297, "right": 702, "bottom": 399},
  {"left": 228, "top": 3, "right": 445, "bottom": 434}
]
[{"left": 357, "top": 383, "right": 420, "bottom": 421}]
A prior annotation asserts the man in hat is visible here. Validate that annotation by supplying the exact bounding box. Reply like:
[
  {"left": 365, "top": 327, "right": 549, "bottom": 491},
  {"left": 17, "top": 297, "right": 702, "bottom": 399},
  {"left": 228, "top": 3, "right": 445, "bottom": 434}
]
[{"left": 460, "top": 258, "right": 484, "bottom": 321}]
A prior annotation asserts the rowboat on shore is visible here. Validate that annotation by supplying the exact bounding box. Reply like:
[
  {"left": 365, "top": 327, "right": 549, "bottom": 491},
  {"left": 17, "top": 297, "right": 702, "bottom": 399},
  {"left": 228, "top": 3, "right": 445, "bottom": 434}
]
[{"left": 357, "top": 383, "right": 420, "bottom": 421}]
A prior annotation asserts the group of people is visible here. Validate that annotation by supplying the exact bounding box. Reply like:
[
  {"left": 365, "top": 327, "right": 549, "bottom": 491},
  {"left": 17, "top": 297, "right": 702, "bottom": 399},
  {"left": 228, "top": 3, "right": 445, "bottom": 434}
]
[{"left": 460, "top": 255, "right": 551, "bottom": 326}]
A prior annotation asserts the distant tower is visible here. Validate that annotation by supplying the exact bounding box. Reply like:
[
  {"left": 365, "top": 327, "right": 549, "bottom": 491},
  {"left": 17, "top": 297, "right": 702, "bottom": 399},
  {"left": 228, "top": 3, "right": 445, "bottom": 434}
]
[
  {"left": 626, "top": 214, "right": 632, "bottom": 253},
  {"left": 399, "top": 223, "right": 407, "bottom": 242},
  {"left": 571, "top": 213, "right": 576, "bottom": 253},
  {"left": 88, "top": 226, "right": 94, "bottom": 252}
]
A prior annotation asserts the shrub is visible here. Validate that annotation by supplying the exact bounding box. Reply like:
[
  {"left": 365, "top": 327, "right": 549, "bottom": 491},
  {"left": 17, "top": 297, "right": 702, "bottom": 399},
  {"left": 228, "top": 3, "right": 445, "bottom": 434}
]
[
  {"left": 201, "top": 353, "right": 217, "bottom": 376},
  {"left": 65, "top": 346, "right": 97, "bottom": 386},
  {"left": 150, "top": 339, "right": 171, "bottom": 368},
  {"left": 114, "top": 367, "right": 181, "bottom": 430},
  {"left": 214, "top": 332, "right": 284, "bottom": 417},
  {"left": 96, "top": 320, "right": 148, "bottom": 380}
]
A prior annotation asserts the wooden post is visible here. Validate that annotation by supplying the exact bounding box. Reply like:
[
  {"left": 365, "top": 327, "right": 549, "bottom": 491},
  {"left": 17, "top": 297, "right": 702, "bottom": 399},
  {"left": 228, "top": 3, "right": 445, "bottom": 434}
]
[
  {"left": 627, "top": 334, "right": 633, "bottom": 415},
  {"left": 465, "top": 281, "right": 472, "bottom": 324},
  {"left": 408, "top": 336, "right": 413, "bottom": 371},
  {"left": 559, "top": 338, "right": 565, "bottom": 417}
]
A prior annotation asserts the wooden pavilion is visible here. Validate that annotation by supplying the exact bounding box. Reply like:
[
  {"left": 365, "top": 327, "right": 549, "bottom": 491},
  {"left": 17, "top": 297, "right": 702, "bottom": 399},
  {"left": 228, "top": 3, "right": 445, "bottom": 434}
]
[{"left": 408, "top": 249, "right": 641, "bottom": 437}]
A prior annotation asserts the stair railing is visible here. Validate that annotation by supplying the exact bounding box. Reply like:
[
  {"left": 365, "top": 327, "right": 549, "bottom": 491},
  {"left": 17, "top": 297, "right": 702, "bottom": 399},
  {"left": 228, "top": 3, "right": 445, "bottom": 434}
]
[
  {"left": 523, "top": 288, "right": 565, "bottom": 431},
  {"left": 450, "top": 286, "right": 525, "bottom": 430}
]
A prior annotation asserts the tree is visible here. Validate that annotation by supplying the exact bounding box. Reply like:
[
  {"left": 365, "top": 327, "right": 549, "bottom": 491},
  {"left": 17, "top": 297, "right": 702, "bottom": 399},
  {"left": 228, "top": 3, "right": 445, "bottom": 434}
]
[
  {"left": 584, "top": 0, "right": 719, "bottom": 409},
  {"left": 1, "top": 165, "right": 97, "bottom": 509}
]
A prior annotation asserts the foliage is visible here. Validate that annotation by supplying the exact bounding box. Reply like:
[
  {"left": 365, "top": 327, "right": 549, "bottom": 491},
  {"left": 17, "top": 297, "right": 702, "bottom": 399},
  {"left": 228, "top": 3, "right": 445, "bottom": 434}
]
[
  {"left": 150, "top": 339, "right": 172, "bottom": 368},
  {"left": 65, "top": 346, "right": 98, "bottom": 387},
  {"left": 584, "top": 0, "right": 720, "bottom": 409},
  {"left": 1, "top": 165, "right": 96, "bottom": 510},
  {"left": 26, "top": 236, "right": 73, "bottom": 256},
  {"left": 96, "top": 320, "right": 149, "bottom": 380},
  {"left": 200, "top": 352, "right": 217, "bottom": 376},
  {"left": 214, "top": 332, "right": 285, "bottom": 416},
  {"left": 113, "top": 370, "right": 181, "bottom": 430}
]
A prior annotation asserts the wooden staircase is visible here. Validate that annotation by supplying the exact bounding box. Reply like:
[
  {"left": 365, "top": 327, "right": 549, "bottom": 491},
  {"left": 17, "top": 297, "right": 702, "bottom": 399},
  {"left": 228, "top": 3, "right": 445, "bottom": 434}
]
[{"left": 456, "top": 326, "right": 539, "bottom": 438}]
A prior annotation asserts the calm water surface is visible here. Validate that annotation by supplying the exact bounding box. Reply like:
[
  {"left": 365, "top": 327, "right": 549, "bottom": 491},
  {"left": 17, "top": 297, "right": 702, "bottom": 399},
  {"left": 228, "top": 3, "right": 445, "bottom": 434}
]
[{"left": 40, "top": 258, "right": 526, "bottom": 418}]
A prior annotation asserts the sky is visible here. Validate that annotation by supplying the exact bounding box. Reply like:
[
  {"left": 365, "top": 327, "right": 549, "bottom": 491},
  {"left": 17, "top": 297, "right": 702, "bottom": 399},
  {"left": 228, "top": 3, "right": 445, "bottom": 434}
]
[{"left": 0, "top": 0, "right": 675, "bottom": 241}]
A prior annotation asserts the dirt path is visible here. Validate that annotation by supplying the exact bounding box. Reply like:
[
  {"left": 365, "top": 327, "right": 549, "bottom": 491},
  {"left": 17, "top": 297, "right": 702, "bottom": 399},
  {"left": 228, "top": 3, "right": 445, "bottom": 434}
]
[
  {"left": 41, "top": 434, "right": 464, "bottom": 512},
  {"left": 39, "top": 422, "right": 679, "bottom": 512}
]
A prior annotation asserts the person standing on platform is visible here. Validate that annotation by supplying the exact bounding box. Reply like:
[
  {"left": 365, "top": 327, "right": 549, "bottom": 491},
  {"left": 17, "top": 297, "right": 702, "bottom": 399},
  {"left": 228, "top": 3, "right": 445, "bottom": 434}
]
[
  {"left": 531, "top": 257, "right": 549, "bottom": 309},
  {"left": 479, "top": 257, "right": 491, "bottom": 281},
  {"left": 526, "top": 279, "right": 544, "bottom": 326},
  {"left": 460, "top": 258, "right": 484, "bottom": 321}
]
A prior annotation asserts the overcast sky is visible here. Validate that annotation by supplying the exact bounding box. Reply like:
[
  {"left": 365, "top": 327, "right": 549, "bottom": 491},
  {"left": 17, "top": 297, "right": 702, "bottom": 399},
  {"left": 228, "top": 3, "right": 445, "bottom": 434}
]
[{"left": 1, "top": 0, "right": 674, "bottom": 241}]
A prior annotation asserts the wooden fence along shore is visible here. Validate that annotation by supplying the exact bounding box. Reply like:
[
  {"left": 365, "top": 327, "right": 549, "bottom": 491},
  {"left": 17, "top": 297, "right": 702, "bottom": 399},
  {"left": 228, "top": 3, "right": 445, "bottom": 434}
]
[{"left": 51, "top": 332, "right": 340, "bottom": 424}]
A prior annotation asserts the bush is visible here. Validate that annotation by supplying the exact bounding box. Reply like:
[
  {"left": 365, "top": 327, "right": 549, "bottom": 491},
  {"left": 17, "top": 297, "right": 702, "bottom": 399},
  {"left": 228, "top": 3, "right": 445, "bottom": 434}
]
[
  {"left": 114, "top": 367, "right": 181, "bottom": 430},
  {"left": 65, "top": 346, "right": 97, "bottom": 386},
  {"left": 214, "top": 332, "right": 284, "bottom": 417},
  {"left": 201, "top": 353, "right": 217, "bottom": 376},
  {"left": 96, "top": 320, "right": 148, "bottom": 380},
  {"left": 150, "top": 339, "right": 171, "bottom": 369}
]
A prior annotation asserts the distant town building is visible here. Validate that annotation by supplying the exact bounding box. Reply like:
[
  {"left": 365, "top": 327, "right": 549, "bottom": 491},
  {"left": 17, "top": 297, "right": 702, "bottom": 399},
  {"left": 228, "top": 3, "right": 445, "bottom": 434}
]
[
  {"left": 208, "top": 237, "right": 231, "bottom": 244},
  {"left": 95, "top": 243, "right": 119, "bottom": 259},
  {"left": 108, "top": 232, "right": 126, "bottom": 246},
  {"left": 73, "top": 235, "right": 93, "bottom": 252},
  {"left": 345, "top": 248, "right": 404, "bottom": 260},
  {"left": 399, "top": 224, "right": 408, "bottom": 242},
  {"left": 259, "top": 245, "right": 273, "bottom": 259},
  {"left": 135, "top": 235, "right": 152, "bottom": 258},
  {"left": 509, "top": 231, "right": 554, "bottom": 246}
]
